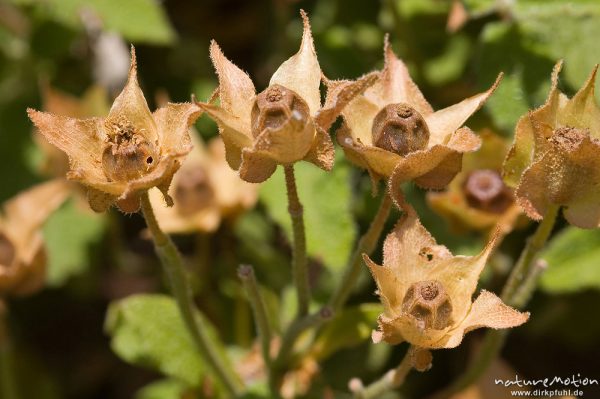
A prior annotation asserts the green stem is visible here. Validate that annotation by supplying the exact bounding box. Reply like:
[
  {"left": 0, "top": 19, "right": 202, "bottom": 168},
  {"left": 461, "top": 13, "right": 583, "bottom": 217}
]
[
  {"left": 140, "top": 192, "right": 244, "bottom": 397},
  {"left": 353, "top": 345, "right": 414, "bottom": 399},
  {"left": 238, "top": 265, "right": 273, "bottom": 368},
  {"left": 329, "top": 193, "right": 392, "bottom": 311},
  {"left": 0, "top": 308, "right": 18, "bottom": 399},
  {"left": 501, "top": 205, "right": 559, "bottom": 305},
  {"left": 435, "top": 205, "right": 559, "bottom": 398},
  {"left": 283, "top": 164, "right": 310, "bottom": 318}
]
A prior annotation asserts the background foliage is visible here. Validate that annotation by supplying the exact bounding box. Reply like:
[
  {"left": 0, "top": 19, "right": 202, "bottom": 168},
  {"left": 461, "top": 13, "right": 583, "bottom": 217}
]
[{"left": 2, "top": 0, "right": 600, "bottom": 398}]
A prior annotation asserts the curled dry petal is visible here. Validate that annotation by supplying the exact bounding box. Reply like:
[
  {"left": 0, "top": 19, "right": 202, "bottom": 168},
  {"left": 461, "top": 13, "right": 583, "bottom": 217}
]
[
  {"left": 0, "top": 179, "right": 69, "bottom": 297},
  {"left": 269, "top": 10, "right": 321, "bottom": 116},
  {"left": 504, "top": 61, "right": 600, "bottom": 228},
  {"left": 339, "top": 38, "right": 500, "bottom": 190},
  {"left": 28, "top": 47, "right": 201, "bottom": 213},
  {"left": 365, "top": 201, "right": 527, "bottom": 348}
]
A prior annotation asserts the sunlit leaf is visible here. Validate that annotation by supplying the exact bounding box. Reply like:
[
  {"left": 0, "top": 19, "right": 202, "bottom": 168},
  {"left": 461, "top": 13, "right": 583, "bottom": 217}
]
[
  {"left": 105, "top": 294, "right": 229, "bottom": 387},
  {"left": 539, "top": 227, "right": 600, "bottom": 293}
]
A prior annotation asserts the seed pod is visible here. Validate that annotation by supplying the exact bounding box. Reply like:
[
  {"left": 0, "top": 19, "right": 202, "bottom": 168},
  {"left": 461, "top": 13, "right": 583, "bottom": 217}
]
[
  {"left": 174, "top": 166, "right": 214, "bottom": 215},
  {"left": 401, "top": 280, "right": 453, "bottom": 330},
  {"left": 250, "top": 84, "right": 310, "bottom": 138},
  {"left": 464, "top": 169, "right": 513, "bottom": 213},
  {"left": 372, "top": 103, "right": 430, "bottom": 156},
  {"left": 102, "top": 118, "right": 158, "bottom": 182}
]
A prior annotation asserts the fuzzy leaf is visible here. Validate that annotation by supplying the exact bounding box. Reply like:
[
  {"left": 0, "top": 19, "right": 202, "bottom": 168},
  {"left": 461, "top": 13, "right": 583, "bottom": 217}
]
[
  {"left": 539, "top": 227, "right": 600, "bottom": 293},
  {"left": 105, "top": 294, "right": 228, "bottom": 387}
]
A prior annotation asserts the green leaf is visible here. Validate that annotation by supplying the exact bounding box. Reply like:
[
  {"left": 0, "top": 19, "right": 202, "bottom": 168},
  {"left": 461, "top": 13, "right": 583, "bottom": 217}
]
[
  {"left": 539, "top": 227, "right": 600, "bottom": 293},
  {"left": 16, "top": 0, "right": 176, "bottom": 44},
  {"left": 476, "top": 21, "right": 554, "bottom": 133},
  {"left": 311, "top": 303, "right": 382, "bottom": 360},
  {"left": 135, "top": 379, "right": 188, "bottom": 399},
  {"left": 259, "top": 159, "right": 356, "bottom": 276},
  {"left": 515, "top": 2, "right": 600, "bottom": 95},
  {"left": 43, "top": 198, "right": 105, "bottom": 286},
  {"left": 105, "top": 294, "right": 227, "bottom": 387}
]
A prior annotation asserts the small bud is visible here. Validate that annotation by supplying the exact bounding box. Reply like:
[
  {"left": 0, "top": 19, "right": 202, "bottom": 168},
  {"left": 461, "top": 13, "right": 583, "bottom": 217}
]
[
  {"left": 250, "top": 84, "right": 310, "bottom": 138},
  {"left": 102, "top": 117, "right": 159, "bottom": 182},
  {"left": 173, "top": 166, "right": 214, "bottom": 215},
  {"left": 0, "top": 233, "right": 15, "bottom": 267},
  {"left": 401, "top": 280, "right": 453, "bottom": 330},
  {"left": 372, "top": 103, "right": 430, "bottom": 156},
  {"left": 464, "top": 169, "right": 512, "bottom": 213}
]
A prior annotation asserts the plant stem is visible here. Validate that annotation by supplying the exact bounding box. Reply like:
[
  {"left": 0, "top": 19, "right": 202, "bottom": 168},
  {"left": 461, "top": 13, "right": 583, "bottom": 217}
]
[
  {"left": 501, "top": 205, "right": 559, "bottom": 306},
  {"left": 353, "top": 345, "right": 414, "bottom": 399},
  {"left": 140, "top": 192, "right": 244, "bottom": 397},
  {"left": 0, "top": 308, "right": 18, "bottom": 399},
  {"left": 283, "top": 164, "right": 310, "bottom": 318},
  {"left": 238, "top": 265, "right": 273, "bottom": 367},
  {"left": 435, "top": 205, "right": 559, "bottom": 398},
  {"left": 329, "top": 193, "right": 392, "bottom": 311}
]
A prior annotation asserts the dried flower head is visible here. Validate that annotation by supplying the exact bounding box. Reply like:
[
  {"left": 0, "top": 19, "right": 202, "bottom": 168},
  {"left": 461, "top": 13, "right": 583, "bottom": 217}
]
[
  {"left": 198, "top": 10, "right": 377, "bottom": 183},
  {"left": 427, "top": 131, "right": 523, "bottom": 234},
  {"left": 28, "top": 48, "right": 202, "bottom": 213},
  {"left": 0, "top": 179, "right": 69, "bottom": 297},
  {"left": 504, "top": 61, "right": 600, "bottom": 228},
  {"left": 338, "top": 36, "right": 501, "bottom": 192},
  {"left": 364, "top": 202, "right": 528, "bottom": 349},
  {"left": 149, "top": 135, "right": 258, "bottom": 233}
]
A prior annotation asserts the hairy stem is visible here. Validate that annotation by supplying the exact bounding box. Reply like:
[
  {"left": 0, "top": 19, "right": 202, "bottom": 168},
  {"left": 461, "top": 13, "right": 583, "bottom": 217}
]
[
  {"left": 435, "top": 205, "right": 559, "bottom": 398},
  {"left": 352, "top": 345, "right": 414, "bottom": 399},
  {"left": 140, "top": 192, "right": 244, "bottom": 397},
  {"left": 238, "top": 265, "right": 273, "bottom": 368},
  {"left": 283, "top": 164, "right": 310, "bottom": 318},
  {"left": 329, "top": 193, "right": 392, "bottom": 311}
]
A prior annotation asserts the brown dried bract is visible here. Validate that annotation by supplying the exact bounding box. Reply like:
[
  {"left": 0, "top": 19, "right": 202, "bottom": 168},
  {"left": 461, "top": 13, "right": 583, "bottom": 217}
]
[
  {"left": 28, "top": 47, "right": 202, "bottom": 213},
  {"left": 197, "top": 10, "right": 377, "bottom": 183},
  {"left": 0, "top": 179, "right": 69, "bottom": 297},
  {"left": 365, "top": 200, "right": 528, "bottom": 349},
  {"left": 149, "top": 135, "right": 258, "bottom": 234},
  {"left": 338, "top": 35, "right": 501, "bottom": 192},
  {"left": 503, "top": 61, "right": 600, "bottom": 228}
]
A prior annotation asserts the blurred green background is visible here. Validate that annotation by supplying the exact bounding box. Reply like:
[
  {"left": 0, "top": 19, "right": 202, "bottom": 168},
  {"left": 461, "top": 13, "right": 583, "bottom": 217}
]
[{"left": 2, "top": 0, "right": 600, "bottom": 398}]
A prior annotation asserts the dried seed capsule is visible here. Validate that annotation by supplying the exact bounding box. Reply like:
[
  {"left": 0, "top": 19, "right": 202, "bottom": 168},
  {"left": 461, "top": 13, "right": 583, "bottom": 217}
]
[
  {"left": 174, "top": 166, "right": 214, "bottom": 215},
  {"left": 250, "top": 84, "right": 310, "bottom": 138},
  {"left": 371, "top": 103, "right": 430, "bottom": 156},
  {"left": 102, "top": 118, "right": 159, "bottom": 182},
  {"left": 464, "top": 169, "right": 513, "bottom": 213},
  {"left": 401, "top": 280, "right": 453, "bottom": 330},
  {"left": 0, "top": 232, "right": 15, "bottom": 267}
]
